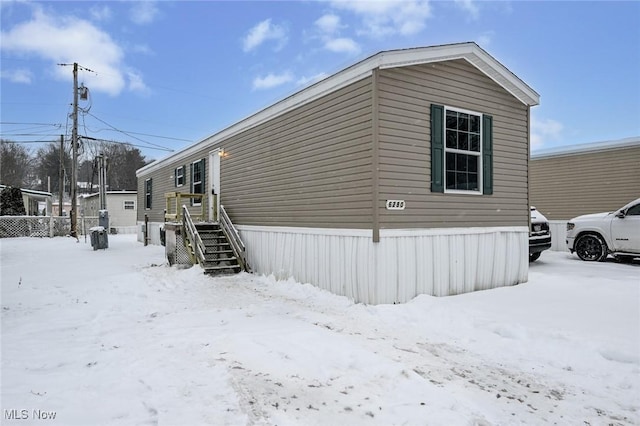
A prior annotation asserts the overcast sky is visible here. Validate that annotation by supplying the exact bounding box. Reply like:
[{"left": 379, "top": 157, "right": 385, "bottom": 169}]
[{"left": 1, "top": 0, "right": 639, "bottom": 161}]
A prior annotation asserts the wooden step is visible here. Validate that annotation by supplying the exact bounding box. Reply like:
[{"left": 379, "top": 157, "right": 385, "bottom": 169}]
[
  {"left": 204, "top": 241, "right": 231, "bottom": 248},
  {"left": 204, "top": 248, "right": 234, "bottom": 254},
  {"left": 189, "top": 220, "right": 244, "bottom": 275},
  {"left": 203, "top": 264, "right": 242, "bottom": 275},
  {"left": 195, "top": 223, "right": 220, "bottom": 231},
  {"left": 204, "top": 255, "right": 237, "bottom": 262},
  {"left": 200, "top": 233, "right": 226, "bottom": 239},
  {"left": 200, "top": 233, "right": 225, "bottom": 239}
]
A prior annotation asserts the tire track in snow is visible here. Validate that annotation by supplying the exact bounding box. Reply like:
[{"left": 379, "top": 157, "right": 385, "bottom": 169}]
[{"left": 206, "top": 274, "right": 636, "bottom": 425}]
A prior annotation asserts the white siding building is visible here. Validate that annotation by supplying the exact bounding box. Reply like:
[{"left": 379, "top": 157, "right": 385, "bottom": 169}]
[{"left": 80, "top": 191, "right": 137, "bottom": 233}]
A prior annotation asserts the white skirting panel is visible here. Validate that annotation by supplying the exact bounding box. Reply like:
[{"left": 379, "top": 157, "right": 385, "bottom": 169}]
[{"left": 237, "top": 225, "right": 529, "bottom": 305}]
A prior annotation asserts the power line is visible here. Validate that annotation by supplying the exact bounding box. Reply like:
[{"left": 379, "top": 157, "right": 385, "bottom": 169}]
[
  {"left": 85, "top": 112, "right": 175, "bottom": 152},
  {"left": 0, "top": 121, "right": 64, "bottom": 127},
  {"left": 0, "top": 140, "right": 60, "bottom": 144},
  {"left": 80, "top": 135, "right": 174, "bottom": 152},
  {"left": 85, "top": 127, "right": 192, "bottom": 142},
  {"left": 0, "top": 133, "right": 65, "bottom": 137}
]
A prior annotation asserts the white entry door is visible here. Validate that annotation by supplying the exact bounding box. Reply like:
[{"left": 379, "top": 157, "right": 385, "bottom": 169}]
[{"left": 208, "top": 148, "right": 221, "bottom": 222}]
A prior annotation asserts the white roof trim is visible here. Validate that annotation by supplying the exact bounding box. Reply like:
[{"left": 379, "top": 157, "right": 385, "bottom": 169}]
[
  {"left": 81, "top": 191, "right": 137, "bottom": 199},
  {"left": 375, "top": 44, "right": 539, "bottom": 107},
  {"left": 531, "top": 136, "right": 640, "bottom": 159},
  {"left": 0, "top": 184, "right": 52, "bottom": 198},
  {"left": 138, "top": 42, "right": 539, "bottom": 176}
]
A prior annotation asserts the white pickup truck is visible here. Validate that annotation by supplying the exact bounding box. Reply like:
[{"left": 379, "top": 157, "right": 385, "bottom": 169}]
[
  {"left": 566, "top": 198, "right": 640, "bottom": 262},
  {"left": 529, "top": 207, "right": 551, "bottom": 262}
]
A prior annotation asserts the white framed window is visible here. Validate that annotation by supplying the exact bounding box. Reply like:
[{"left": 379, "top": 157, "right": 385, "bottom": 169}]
[
  {"left": 444, "top": 106, "right": 482, "bottom": 193},
  {"left": 175, "top": 165, "right": 185, "bottom": 187},
  {"left": 124, "top": 200, "right": 135, "bottom": 210}
]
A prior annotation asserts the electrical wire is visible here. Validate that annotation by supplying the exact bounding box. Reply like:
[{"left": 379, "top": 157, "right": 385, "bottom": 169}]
[
  {"left": 0, "top": 134, "right": 65, "bottom": 137},
  {"left": 0, "top": 122, "right": 63, "bottom": 126},
  {"left": 0, "top": 140, "right": 61, "bottom": 144},
  {"left": 85, "top": 112, "right": 175, "bottom": 152},
  {"left": 80, "top": 125, "right": 192, "bottom": 142},
  {"left": 79, "top": 135, "right": 173, "bottom": 152}
]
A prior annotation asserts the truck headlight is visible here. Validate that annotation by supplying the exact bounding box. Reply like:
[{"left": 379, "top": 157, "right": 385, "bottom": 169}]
[{"left": 567, "top": 223, "right": 575, "bottom": 231}]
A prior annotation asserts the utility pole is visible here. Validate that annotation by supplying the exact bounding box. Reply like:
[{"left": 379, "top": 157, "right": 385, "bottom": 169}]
[
  {"left": 58, "top": 62, "right": 95, "bottom": 234},
  {"left": 97, "top": 153, "right": 107, "bottom": 210},
  {"left": 70, "top": 62, "right": 79, "bottom": 237},
  {"left": 59, "top": 134, "right": 64, "bottom": 217}
]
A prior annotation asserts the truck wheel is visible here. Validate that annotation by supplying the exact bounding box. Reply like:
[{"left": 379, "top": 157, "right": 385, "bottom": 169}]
[
  {"left": 575, "top": 234, "right": 608, "bottom": 262},
  {"left": 529, "top": 252, "right": 541, "bottom": 262}
]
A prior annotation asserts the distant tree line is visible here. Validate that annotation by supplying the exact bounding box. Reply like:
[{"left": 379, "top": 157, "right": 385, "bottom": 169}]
[{"left": 0, "top": 139, "right": 149, "bottom": 195}]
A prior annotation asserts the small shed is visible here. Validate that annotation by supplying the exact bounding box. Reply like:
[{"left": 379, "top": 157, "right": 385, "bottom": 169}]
[
  {"left": 136, "top": 42, "right": 539, "bottom": 303},
  {"left": 80, "top": 191, "right": 138, "bottom": 233}
]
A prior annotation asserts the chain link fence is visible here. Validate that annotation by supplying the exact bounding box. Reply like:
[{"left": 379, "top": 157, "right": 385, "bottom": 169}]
[{"left": 0, "top": 216, "right": 101, "bottom": 238}]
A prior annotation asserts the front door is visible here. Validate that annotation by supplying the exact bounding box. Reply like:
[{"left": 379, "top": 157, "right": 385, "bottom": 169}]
[{"left": 208, "top": 148, "right": 222, "bottom": 222}]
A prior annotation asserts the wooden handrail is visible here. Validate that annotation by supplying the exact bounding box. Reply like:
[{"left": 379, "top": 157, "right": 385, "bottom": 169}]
[
  {"left": 165, "top": 192, "right": 206, "bottom": 222},
  {"left": 182, "top": 205, "right": 206, "bottom": 266},
  {"left": 219, "top": 204, "right": 249, "bottom": 272}
]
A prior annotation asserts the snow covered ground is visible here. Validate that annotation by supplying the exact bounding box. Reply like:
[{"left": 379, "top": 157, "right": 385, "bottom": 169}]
[{"left": 1, "top": 234, "right": 638, "bottom": 425}]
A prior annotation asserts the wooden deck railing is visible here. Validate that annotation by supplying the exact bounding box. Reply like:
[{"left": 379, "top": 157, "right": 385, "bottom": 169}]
[
  {"left": 165, "top": 192, "right": 210, "bottom": 222},
  {"left": 181, "top": 205, "right": 206, "bottom": 266},
  {"left": 220, "top": 204, "right": 249, "bottom": 272}
]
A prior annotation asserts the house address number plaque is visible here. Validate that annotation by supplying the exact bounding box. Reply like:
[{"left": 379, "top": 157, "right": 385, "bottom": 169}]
[{"left": 385, "top": 200, "right": 406, "bottom": 210}]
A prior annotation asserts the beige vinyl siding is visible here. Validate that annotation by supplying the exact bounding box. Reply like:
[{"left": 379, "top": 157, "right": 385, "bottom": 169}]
[
  {"left": 138, "top": 58, "right": 532, "bottom": 230},
  {"left": 377, "top": 59, "right": 530, "bottom": 228},
  {"left": 139, "top": 78, "right": 374, "bottom": 227},
  {"left": 222, "top": 78, "right": 373, "bottom": 228},
  {"left": 530, "top": 146, "right": 640, "bottom": 220},
  {"left": 137, "top": 154, "right": 210, "bottom": 223}
]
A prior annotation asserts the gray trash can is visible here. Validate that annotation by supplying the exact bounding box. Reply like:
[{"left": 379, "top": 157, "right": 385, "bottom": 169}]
[{"left": 90, "top": 226, "right": 109, "bottom": 250}]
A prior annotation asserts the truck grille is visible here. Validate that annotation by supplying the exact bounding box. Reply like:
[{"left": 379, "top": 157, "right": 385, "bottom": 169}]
[{"left": 531, "top": 222, "right": 549, "bottom": 233}]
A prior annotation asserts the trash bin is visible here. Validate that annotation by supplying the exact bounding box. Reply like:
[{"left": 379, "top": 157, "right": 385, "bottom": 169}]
[{"left": 90, "top": 226, "right": 109, "bottom": 250}]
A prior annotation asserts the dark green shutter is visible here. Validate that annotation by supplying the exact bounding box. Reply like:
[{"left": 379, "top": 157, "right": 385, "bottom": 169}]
[
  {"left": 482, "top": 114, "right": 493, "bottom": 195},
  {"left": 146, "top": 178, "right": 152, "bottom": 209},
  {"left": 201, "top": 158, "right": 206, "bottom": 194},
  {"left": 431, "top": 104, "right": 444, "bottom": 193},
  {"left": 190, "top": 163, "right": 194, "bottom": 206},
  {"left": 199, "top": 158, "right": 206, "bottom": 205}
]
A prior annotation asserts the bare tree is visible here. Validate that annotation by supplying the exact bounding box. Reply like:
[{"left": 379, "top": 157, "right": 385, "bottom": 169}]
[
  {"left": 1, "top": 140, "right": 33, "bottom": 188},
  {"left": 34, "top": 142, "right": 71, "bottom": 194},
  {"left": 103, "top": 144, "right": 148, "bottom": 191}
]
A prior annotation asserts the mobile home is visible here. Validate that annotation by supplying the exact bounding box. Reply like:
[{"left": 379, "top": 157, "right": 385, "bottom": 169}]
[{"left": 136, "top": 42, "right": 539, "bottom": 304}]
